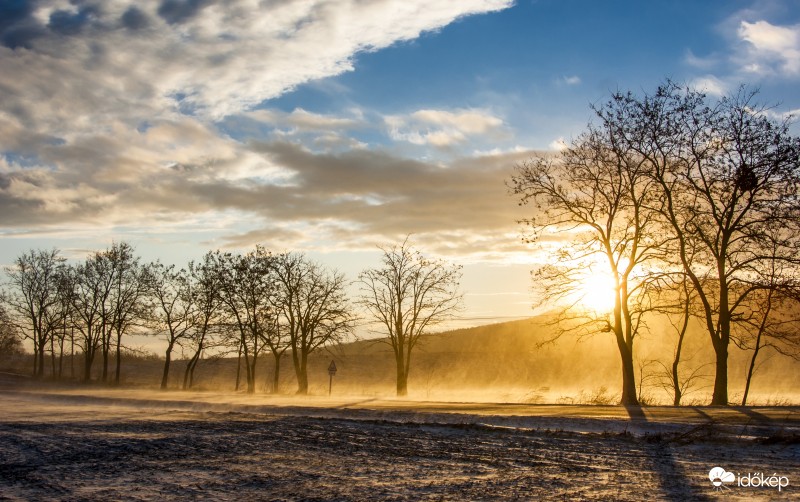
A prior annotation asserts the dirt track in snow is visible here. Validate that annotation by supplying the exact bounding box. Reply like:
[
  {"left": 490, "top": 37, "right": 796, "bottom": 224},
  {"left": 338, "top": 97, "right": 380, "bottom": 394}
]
[{"left": 0, "top": 389, "right": 798, "bottom": 501}]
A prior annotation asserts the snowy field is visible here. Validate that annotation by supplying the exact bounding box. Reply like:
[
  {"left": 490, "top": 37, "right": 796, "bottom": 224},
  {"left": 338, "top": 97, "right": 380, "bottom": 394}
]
[{"left": 0, "top": 387, "right": 798, "bottom": 501}]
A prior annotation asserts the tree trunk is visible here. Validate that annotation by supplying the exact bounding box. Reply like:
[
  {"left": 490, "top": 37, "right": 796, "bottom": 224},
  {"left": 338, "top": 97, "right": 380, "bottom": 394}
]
[
  {"left": 50, "top": 334, "right": 56, "bottom": 379},
  {"left": 58, "top": 335, "right": 65, "bottom": 380},
  {"left": 271, "top": 352, "right": 281, "bottom": 394},
  {"left": 70, "top": 328, "right": 75, "bottom": 380},
  {"left": 37, "top": 340, "right": 45, "bottom": 378},
  {"left": 711, "top": 339, "right": 728, "bottom": 405},
  {"left": 246, "top": 353, "right": 257, "bottom": 394},
  {"left": 183, "top": 333, "right": 206, "bottom": 390},
  {"left": 114, "top": 332, "right": 122, "bottom": 385},
  {"left": 183, "top": 346, "right": 203, "bottom": 390},
  {"left": 101, "top": 324, "right": 109, "bottom": 383},
  {"left": 83, "top": 346, "right": 94, "bottom": 382},
  {"left": 615, "top": 335, "right": 638, "bottom": 406},
  {"left": 32, "top": 342, "right": 38, "bottom": 377},
  {"left": 671, "top": 311, "right": 688, "bottom": 406},
  {"left": 710, "top": 274, "right": 731, "bottom": 406},
  {"left": 183, "top": 354, "right": 198, "bottom": 390},
  {"left": 291, "top": 340, "right": 308, "bottom": 395},
  {"left": 742, "top": 340, "right": 762, "bottom": 407},
  {"left": 742, "top": 350, "right": 758, "bottom": 407},
  {"left": 671, "top": 359, "right": 682, "bottom": 407},
  {"left": 395, "top": 351, "right": 408, "bottom": 397},
  {"left": 160, "top": 342, "right": 174, "bottom": 390},
  {"left": 295, "top": 350, "right": 308, "bottom": 395},
  {"left": 101, "top": 348, "right": 108, "bottom": 381},
  {"left": 235, "top": 341, "right": 242, "bottom": 391},
  {"left": 742, "top": 294, "right": 774, "bottom": 407}
]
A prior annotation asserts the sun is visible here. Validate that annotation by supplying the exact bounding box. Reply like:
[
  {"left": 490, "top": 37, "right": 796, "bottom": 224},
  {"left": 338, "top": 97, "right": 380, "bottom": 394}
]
[{"left": 577, "top": 272, "right": 617, "bottom": 313}]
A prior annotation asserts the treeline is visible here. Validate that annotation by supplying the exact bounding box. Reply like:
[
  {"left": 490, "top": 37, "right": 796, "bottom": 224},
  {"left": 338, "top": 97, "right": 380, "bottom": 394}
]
[
  {"left": 511, "top": 82, "right": 800, "bottom": 406},
  {"left": 0, "top": 240, "right": 463, "bottom": 397},
  {"left": 0, "top": 244, "right": 356, "bottom": 394}
]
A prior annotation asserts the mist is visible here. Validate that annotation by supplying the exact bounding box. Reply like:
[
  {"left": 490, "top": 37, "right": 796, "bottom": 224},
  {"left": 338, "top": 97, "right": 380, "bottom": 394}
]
[{"left": 5, "top": 315, "right": 796, "bottom": 406}]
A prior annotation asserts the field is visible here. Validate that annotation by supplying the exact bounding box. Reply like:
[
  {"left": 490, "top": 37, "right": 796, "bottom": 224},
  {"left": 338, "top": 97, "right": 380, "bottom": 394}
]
[{"left": 1, "top": 384, "right": 798, "bottom": 501}]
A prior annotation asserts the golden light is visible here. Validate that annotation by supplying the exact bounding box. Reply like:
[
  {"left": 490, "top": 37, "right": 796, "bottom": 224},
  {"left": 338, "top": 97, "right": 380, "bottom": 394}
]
[{"left": 577, "top": 272, "right": 617, "bottom": 313}]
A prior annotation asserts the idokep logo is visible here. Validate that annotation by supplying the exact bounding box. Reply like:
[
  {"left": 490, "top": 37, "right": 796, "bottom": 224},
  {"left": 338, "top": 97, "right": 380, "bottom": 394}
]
[
  {"left": 708, "top": 466, "right": 790, "bottom": 492},
  {"left": 708, "top": 467, "right": 735, "bottom": 490}
]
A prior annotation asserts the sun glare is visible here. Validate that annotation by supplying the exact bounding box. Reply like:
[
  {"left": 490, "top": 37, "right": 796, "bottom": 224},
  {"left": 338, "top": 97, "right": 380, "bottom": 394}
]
[{"left": 578, "top": 273, "right": 617, "bottom": 313}]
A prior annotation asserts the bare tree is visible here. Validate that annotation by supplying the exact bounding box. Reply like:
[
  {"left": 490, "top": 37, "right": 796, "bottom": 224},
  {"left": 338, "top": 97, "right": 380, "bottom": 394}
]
[
  {"left": 148, "top": 263, "right": 195, "bottom": 390},
  {"left": 43, "top": 270, "right": 74, "bottom": 379},
  {"left": 599, "top": 82, "right": 800, "bottom": 404},
  {"left": 510, "top": 124, "right": 668, "bottom": 405},
  {"left": 69, "top": 254, "right": 116, "bottom": 381},
  {"left": 183, "top": 253, "right": 224, "bottom": 390},
  {"left": 273, "top": 253, "right": 355, "bottom": 395},
  {"left": 262, "top": 312, "right": 289, "bottom": 394},
  {"left": 732, "top": 241, "right": 800, "bottom": 405},
  {"left": 213, "top": 247, "right": 276, "bottom": 394},
  {"left": 3, "top": 249, "right": 66, "bottom": 378},
  {"left": 656, "top": 276, "right": 703, "bottom": 406},
  {"left": 107, "top": 243, "right": 150, "bottom": 385},
  {"left": 358, "top": 240, "right": 462, "bottom": 397}
]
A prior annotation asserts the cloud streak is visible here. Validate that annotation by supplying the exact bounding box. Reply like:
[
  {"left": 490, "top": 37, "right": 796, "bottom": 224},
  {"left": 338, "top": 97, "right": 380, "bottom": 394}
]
[{"left": 386, "top": 108, "right": 507, "bottom": 147}]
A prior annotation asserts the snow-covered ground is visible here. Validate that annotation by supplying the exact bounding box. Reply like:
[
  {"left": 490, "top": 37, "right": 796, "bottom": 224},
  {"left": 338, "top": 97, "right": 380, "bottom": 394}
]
[{"left": 0, "top": 387, "right": 798, "bottom": 500}]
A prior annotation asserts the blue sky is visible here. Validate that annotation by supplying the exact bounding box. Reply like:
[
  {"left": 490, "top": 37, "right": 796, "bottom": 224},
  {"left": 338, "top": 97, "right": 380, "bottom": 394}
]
[{"left": 1, "top": 0, "right": 800, "bottom": 328}]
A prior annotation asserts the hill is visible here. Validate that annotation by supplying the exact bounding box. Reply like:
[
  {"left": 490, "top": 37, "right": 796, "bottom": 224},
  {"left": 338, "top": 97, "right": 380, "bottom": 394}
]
[{"left": 2, "top": 315, "right": 797, "bottom": 404}]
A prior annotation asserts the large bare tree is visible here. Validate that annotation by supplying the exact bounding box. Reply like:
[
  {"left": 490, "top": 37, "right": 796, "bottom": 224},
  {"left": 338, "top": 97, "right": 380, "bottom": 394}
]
[
  {"left": 510, "top": 125, "right": 667, "bottom": 405},
  {"left": 358, "top": 240, "right": 462, "bottom": 397},
  {"left": 273, "top": 253, "right": 355, "bottom": 395},
  {"left": 597, "top": 82, "right": 800, "bottom": 404}
]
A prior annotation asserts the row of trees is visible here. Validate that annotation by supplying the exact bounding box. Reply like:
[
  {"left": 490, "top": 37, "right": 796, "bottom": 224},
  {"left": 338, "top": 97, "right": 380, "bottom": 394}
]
[
  {"left": 0, "top": 241, "right": 462, "bottom": 396},
  {"left": 511, "top": 82, "right": 800, "bottom": 406}
]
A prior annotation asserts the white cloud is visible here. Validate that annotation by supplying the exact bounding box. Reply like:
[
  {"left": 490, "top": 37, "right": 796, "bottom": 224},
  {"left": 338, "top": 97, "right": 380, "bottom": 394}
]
[
  {"left": 248, "top": 108, "right": 362, "bottom": 133},
  {"left": 548, "top": 137, "right": 568, "bottom": 151},
  {"left": 689, "top": 75, "right": 729, "bottom": 97},
  {"left": 411, "top": 109, "right": 503, "bottom": 134},
  {"left": 0, "top": 0, "right": 513, "bottom": 133},
  {"left": 737, "top": 20, "right": 800, "bottom": 75},
  {"left": 562, "top": 75, "right": 581, "bottom": 85},
  {"left": 386, "top": 108, "right": 506, "bottom": 147}
]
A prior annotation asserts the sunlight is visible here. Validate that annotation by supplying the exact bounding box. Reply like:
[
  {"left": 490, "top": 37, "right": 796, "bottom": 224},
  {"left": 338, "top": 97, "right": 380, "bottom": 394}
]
[{"left": 577, "top": 272, "right": 617, "bottom": 314}]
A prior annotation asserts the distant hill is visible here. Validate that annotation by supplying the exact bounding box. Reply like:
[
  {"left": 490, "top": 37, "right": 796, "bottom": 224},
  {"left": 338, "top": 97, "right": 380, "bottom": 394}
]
[
  {"left": 2, "top": 314, "right": 797, "bottom": 404},
  {"left": 323, "top": 316, "right": 621, "bottom": 402},
  {"left": 321, "top": 313, "right": 799, "bottom": 404}
]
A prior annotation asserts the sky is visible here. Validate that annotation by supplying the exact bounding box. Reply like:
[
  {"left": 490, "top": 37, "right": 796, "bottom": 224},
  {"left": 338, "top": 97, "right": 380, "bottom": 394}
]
[{"left": 2, "top": 0, "right": 800, "bottom": 331}]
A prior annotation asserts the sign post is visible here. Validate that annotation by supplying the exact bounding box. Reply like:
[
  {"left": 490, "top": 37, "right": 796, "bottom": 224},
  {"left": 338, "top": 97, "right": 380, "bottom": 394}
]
[{"left": 327, "top": 360, "right": 337, "bottom": 396}]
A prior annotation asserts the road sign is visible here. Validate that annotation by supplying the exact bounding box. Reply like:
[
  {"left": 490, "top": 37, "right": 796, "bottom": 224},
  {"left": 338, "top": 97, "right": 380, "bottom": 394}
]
[{"left": 328, "top": 360, "right": 337, "bottom": 396}]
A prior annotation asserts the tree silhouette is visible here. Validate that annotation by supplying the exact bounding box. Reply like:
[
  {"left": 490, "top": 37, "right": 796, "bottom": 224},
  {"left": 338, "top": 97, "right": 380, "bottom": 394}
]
[
  {"left": 273, "top": 253, "right": 355, "bottom": 395},
  {"left": 596, "top": 82, "right": 800, "bottom": 404},
  {"left": 358, "top": 239, "right": 462, "bottom": 397},
  {"left": 510, "top": 126, "right": 667, "bottom": 405},
  {"left": 3, "top": 249, "right": 65, "bottom": 378}
]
